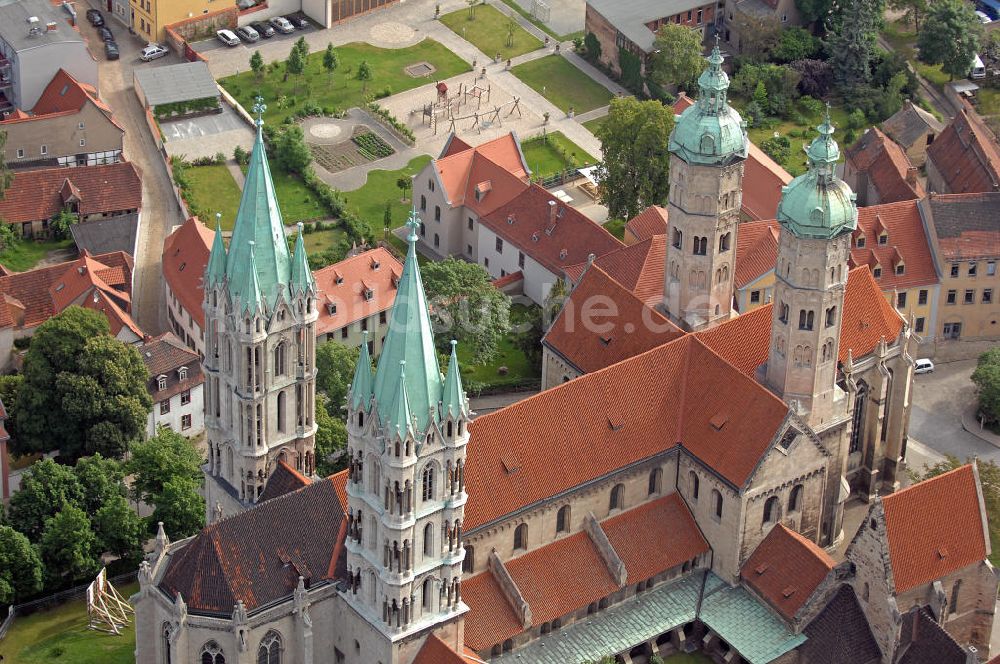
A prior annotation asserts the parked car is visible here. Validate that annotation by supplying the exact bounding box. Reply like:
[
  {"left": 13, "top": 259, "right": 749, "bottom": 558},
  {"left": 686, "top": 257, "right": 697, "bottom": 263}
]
[
  {"left": 97, "top": 25, "right": 114, "bottom": 42},
  {"left": 270, "top": 16, "right": 295, "bottom": 34},
  {"left": 236, "top": 26, "right": 260, "bottom": 43},
  {"left": 287, "top": 14, "right": 310, "bottom": 29},
  {"left": 914, "top": 359, "right": 935, "bottom": 374},
  {"left": 86, "top": 9, "right": 104, "bottom": 27},
  {"left": 105, "top": 41, "right": 120, "bottom": 60},
  {"left": 217, "top": 29, "right": 241, "bottom": 47},
  {"left": 977, "top": 9, "right": 993, "bottom": 23},
  {"left": 250, "top": 21, "right": 275, "bottom": 38},
  {"left": 139, "top": 43, "right": 170, "bottom": 61}
]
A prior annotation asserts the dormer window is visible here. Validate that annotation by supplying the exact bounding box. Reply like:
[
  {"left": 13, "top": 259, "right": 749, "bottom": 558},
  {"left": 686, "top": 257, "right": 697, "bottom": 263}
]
[
  {"left": 855, "top": 235, "right": 866, "bottom": 248},
  {"left": 878, "top": 233, "right": 888, "bottom": 245},
  {"left": 363, "top": 288, "right": 374, "bottom": 301},
  {"left": 895, "top": 264, "right": 905, "bottom": 275},
  {"left": 559, "top": 249, "right": 568, "bottom": 260},
  {"left": 327, "top": 302, "right": 337, "bottom": 315},
  {"left": 178, "top": 367, "right": 188, "bottom": 381},
  {"left": 336, "top": 276, "right": 344, "bottom": 285},
  {"left": 371, "top": 259, "right": 380, "bottom": 271},
  {"left": 157, "top": 375, "right": 167, "bottom": 391},
  {"left": 873, "top": 266, "right": 882, "bottom": 278}
]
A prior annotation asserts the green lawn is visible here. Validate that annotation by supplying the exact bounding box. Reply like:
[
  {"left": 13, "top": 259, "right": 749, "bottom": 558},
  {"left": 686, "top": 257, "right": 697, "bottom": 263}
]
[
  {"left": 341, "top": 155, "right": 432, "bottom": 254},
  {"left": 220, "top": 40, "right": 471, "bottom": 125},
  {"left": 582, "top": 115, "right": 606, "bottom": 136},
  {"left": 881, "top": 20, "right": 950, "bottom": 89},
  {"left": 182, "top": 164, "right": 242, "bottom": 230},
  {"left": 0, "top": 238, "right": 75, "bottom": 272},
  {"left": 440, "top": 4, "right": 543, "bottom": 60},
  {"left": 264, "top": 167, "right": 329, "bottom": 224},
  {"left": 0, "top": 583, "right": 139, "bottom": 664},
  {"left": 458, "top": 303, "right": 540, "bottom": 391},
  {"left": 512, "top": 55, "right": 613, "bottom": 113},
  {"left": 301, "top": 227, "right": 342, "bottom": 256},
  {"left": 520, "top": 131, "right": 597, "bottom": 179},
  {"left": 603, "top": 218, "right": 626, "bottom": 241}
]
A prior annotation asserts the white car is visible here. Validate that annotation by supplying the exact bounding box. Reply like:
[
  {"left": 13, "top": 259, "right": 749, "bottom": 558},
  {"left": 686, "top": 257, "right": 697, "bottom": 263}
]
[
  {"left": 217, "top": 29, "right": 241, "bottom": 46},
  {"left": 977, "top": 10, "right": 993, "bottom": 23},
  {"left": 139, "top": 43, "right": 169, "bottom": 61},
  {"left": 270, "top": 16, "right": 295, "bottom": 34},
  {"left": 914, "top": 359, "right": 935, "bottom": 374}
]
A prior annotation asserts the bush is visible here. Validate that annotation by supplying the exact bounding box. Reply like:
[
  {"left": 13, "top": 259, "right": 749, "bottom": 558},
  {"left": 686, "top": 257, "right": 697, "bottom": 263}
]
[
  {"left": 584, "top": 32, "right": 602, "bottom": 63},
  {"left": 761, "top": 135, "right": 791, "bottom": 164},
  {"left": 374, "top": 86, "right": 393, "bottom": 99},
  {"left": 798, "top": 95, "right": 825, "bottom": 118},
  {"left": 365, "top": 103, "right": 416, "bottom": 143},
  {"left": 233, "top": 145, "right": 250, "bottom": 166}
]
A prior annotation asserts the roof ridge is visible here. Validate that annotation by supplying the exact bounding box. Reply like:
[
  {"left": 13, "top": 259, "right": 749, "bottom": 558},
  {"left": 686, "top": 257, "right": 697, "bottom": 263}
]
[
  {"left": 208, "top": 526, "right": 242, "bottom": 610},
  {"left": 882, "top": 463, "right": 972, "bottom": 504}
]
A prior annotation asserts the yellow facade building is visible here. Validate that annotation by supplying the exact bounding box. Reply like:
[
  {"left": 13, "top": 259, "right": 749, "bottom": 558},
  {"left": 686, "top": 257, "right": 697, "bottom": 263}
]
[{"left": 130, "top": 0, "right": 223, "bottom": 43}]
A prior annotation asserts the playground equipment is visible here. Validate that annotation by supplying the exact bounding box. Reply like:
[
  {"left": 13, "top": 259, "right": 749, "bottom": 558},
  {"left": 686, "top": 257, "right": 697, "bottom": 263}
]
[
  {"left": 415, "top": 80, "right": 523, "bottom": 135},
  {"left": 86, "top": 568, "right": 134, "bottom": 635}
]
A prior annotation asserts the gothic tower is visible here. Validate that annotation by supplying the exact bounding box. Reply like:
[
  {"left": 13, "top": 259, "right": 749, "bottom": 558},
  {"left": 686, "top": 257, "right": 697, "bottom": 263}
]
[
  {"left": 765, "top": 111, "right": 857, "bottom": 428},
  {"left": 663, "top": 40, "right": 748, "bottom": 331},
  {"left": 343, "top": 210, "right": 470, "bottom": 658},
  {"left": 202, "top": 98, "right": 319, "bottom": 522}
]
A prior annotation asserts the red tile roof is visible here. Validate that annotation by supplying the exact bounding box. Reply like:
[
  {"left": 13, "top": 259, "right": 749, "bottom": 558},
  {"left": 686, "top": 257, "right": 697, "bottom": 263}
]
[
  {"left": 625, "top": 206, "right": 668, "bottom": 243},
  {"left": 848, "top": 200, "right": 937, "bottom": 291},
  {"left": 412, "top": 634, "right": 472, "bottom": 664},
  {"left": 741, "top": 524, "right": 835, "bottom": 621},
  {"left": 743, "top": 142, "right": 793, "bottom": 221},
  {"left": 32, "top": 69, "right": 100, "bottom": 115},
  {"left": 462, "top": 568, "right": 524, "bottom": 650},
  {"left": 313, "top": 248, "right": 402, "bottom": 337},
  {"left": 882, "top": 464, "right": 988, "bottom": 593},
  {"left": 0, "top": 161, "right": 141, "bottom": 224},
  {"left": 735, "top": 219, "right": 780, "bottom": 289},
  {"left": 602, "top": 492, "right": 708, "bottom": 583},
  {"left": 543, "top": 264, "right": 683, "bottom": 373},
  {"left": 434, "top": 134, "right": 529, "bottom": 215},
  {"left": 564, "top": 235, "right": 666, "bottom": 305},
  {"left": 440, "top": 134, "right": 473, "bottom": 158},
  {"left": 162, "top": 217, "right": 214, "bottom": 330},
  {"left": 846, "top": 127, "right": 924, "bottom": 204},
  {"left": 140, "top": 332, "right": 203, "bottom": 401},
  {"left": 926, "top": 103, "right": 1000, "bottom": 194},
  {"left": 258, "top": 460, "right": 312, "bottom": 503},
  {"left": 466, "top": 335, "right": 790, "bottom": 529}
]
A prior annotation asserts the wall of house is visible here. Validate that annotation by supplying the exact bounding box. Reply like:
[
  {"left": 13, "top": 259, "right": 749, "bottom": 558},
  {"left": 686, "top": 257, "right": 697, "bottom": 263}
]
[
  {"left": 925, "top": 155, "right": 949, "bottom": 195},
  {"left": 886, "top": 284, "right": 938, "bottom": 344},
  {"left": 584, "top": 6, "right": 624, "bottom": 74},
  {"left": 132, "top": 0, "right": 233, "bottom": 42},
  {"left": 903, "top": 132, "right": 934, "bottom": 169},
  {"left": 235, "top": 0, "right": 300, "bottom": 25},
  {"left": 936, "top": 257, "right": 1000, "bottom": 343},
  {"left": 3, "top": 104, "right": 123, "bottom": 167},
  {"left": 540, "top": 345, "right": 580, "bottom": 390},
  {"left": 847, "top": 503, "right": 902, "bottom": 662},
  {"left": 319, "top": 311, "right": 390, "bottom": 356},
  {"left": 675, "top": 453, "right": 745, "bottom": 583},
  {"left": 475, "top": 225, "right": 555, "bottom": 305},
  {"left": 413, "top": 164, "right": 464, "bottom": 259},
  {"left": 8, "top": 40, "right": 98, "bottom": 112},
  {"left": 147, "top": 381, "right": 205, "bottom": 438},
  {"left": 165, "top": 281, "right": 205, "bottom": 355},
  {"left": 302, "top": 0, "right": 332, "bottom": 28},
  {"left": 736, "top": 272, "right": 776, "bottom": 313}
]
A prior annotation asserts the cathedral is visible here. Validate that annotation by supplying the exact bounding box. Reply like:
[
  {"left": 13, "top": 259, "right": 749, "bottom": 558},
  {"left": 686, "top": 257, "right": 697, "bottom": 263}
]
[{"left": 132, "top": 50, "right": 996, "bottom": 664}]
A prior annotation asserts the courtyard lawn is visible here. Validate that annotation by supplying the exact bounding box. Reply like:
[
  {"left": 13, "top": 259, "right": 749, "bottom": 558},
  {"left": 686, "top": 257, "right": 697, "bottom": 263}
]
[
  {"left": 0, "top": 583, "right": 139, "bottom": 664},
  {"left": 219, "top": 40, "right": 471, "bottom": 126},
  {"left": 520, "top": 131, "right": 597, "bottom": 179},
  {"left": 341, "top": 155, "right": 432, "bottom": 254},
  {"left": 582, "top": 115, "right": 606, "bottom": 136},
  {"left": 458, "top": 303, "right": 541, "bottom": 392},
  {"left": 440, "top": 4, "right": 543, "bottom": 60},
  {"left": 182, "top": 164, "right": 242, "bottom": 230},
  {"left": 512, "top": 55, "right": 613, "bottom": 113},
  {"left": 266, "top": 168, "right": 329, "bottom": 223},
  {"left": 0, "top": 238, "right": 75, "bottom": 272},
  {"left": 301, "top": 227, "right": 342, "bottom": 256}
]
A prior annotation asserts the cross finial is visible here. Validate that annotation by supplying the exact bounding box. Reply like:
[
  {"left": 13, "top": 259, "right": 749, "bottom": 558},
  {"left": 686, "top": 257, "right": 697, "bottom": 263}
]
[
  {"left": 252, "top": 95, "right": 267, "bottom": 128},
  {"left": 405, "top": 207, "right": 421, "bottom": 243},
  {"left": 215, "top": 211, "right": 222, "bottom": 230}
]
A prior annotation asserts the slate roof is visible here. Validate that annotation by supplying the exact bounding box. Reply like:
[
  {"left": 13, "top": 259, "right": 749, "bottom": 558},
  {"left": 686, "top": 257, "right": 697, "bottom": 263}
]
[
  {"left": 881, "top": 464, "right": 987, "bottom": 593},
  {"left": 924, "top": 191, "right": 1000, "bottom": 260},
  {"left": 882, "top": 100, "right": 945, "bottom": 150},
  {"left": 926, "top": 103, "right": 1000, "bottom": 194},
  {"left": 133, "top": 61, "right": 219, "bottom": 107},
  {"left": 258, "top": 460, "right": 312, "bottom": 503},
  {"left": 896, "top": 607, "right": 971, "bottom": 664},
  {"left": 587, "top": 0, "right": 706, "bottom": 51},
  {"left": 70, "top": 214, "right": 139, "bottom": 257},
  {"left": 159, "top": 471, "right": 348, "bottom": 615},
  {"left": 0, "top": 161, "right": 142, "bottom": 224},
  {"left": 741, "top": 523, "right": 835, "bottom": 621},
  {"left": 313, "top": 248, "right": 402, "bottom": 337},
  {"left": 624, "top": 206, "right": 668, "bottom": 243},
  {"left": 563, "top": 235, "right": 667, "bottom": 305},
  {"left": 848, "top": 200, "right": 938, "bottom": 291},
  {"left": 799, "top": 584, "right": 881, "bottom": 664},
  {"left": 162, "top": 217, "right": 213, "bottom": 329},
  {"left": 140, "top": 332, "right": 202, "bottom": 401},
  {"left": 846, "top": 127, "right": 925, "bottom": 204}
]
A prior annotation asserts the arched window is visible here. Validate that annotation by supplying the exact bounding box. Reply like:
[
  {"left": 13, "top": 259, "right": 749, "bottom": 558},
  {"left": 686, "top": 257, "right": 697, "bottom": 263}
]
[
  {"left": 648, "top": 468, "right": 662, "bottom": 495},
  {"left": 420, "top": 195, "right": 426, "bottom": 211},
  {"left": 162, "top": 623, "right": 172, "bottom": 664},
  {"left": 226, "top": 447, "right": 234, "bottom": 481},
  {"left": 862, "top": 582, "right": 870, "bottom": 602},
  {"left": 513, "top": 523, "right": 527, "bottom": 551},
  {"left": 849, "top": 381, "right": 869, "bottom": 453},
  {"left": 556, "top": 505, "right": 570, "bottom": 533},
  {"left": 672, "top": 227, "right": 683, "bottom": 249},
  {"left": 257, "top": 631, "right": 282, "bottom": 664},
  {"left": 609, "top": 483, "right": 625, "bottom": 511},
  {"left": 788, "top": 484, "right": 803, "bottom": 512},
  {"left": 719, "top": 232, "right": 731, "bottom": 252},
  {"left": 274, "top": 342, "right": 286, "bottom": 376},
  {"left": 763, "top": 496, "right": 780, "bottom": 525},
  {"left": 421, "top": 465, "right": 435, "bottom": 502},
  {"left": 201, "top": 641, "right": 226, "bottom": 664},
  {"left": 367, "top": 570, "right": 377, "bottom": 604},
  {"left": 423, "top": 522, "right": 435, "bottom": 557},
  {"left": 825, "top": 306, "right": 836, "bottom": 328},
  {"left": 463, "top": 545, "right": 475, "bottom": 573},
  {"left": 712, "top": 489, "right": 723, "bottom": 519},
  {"left": 689, "top": 471, "right": 700, "bottom": 500},
  {"left": 423, "top": 577, "right": 433, "bottom": 609},
  {"left": 503, "top": 639, "right": 513, "bottom": 653},
  {"left": 277, "top": 391, "right": 286, "bottom": 433}
]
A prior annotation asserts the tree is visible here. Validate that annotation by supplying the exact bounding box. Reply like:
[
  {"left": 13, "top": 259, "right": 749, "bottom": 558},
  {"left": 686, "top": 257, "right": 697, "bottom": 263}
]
[
  {"left": 293, "top": 36, "right": 309, "bottom": 60},
  {"left": 828, "top": 0, "right": 884, "bottom": 90},
  {"left": 74, "top": 453, "right": 126, "bottom": 514},
  {"left": 917, "top": 0, "right": 983, "bottom": 80},
  {"left": 94, "top": 494, "right": 144, "bottom": 561},
  {"left": 315, "top": 393, "right": 348, "bottom": 476},
  {"left": 0, "top": 373, "right": 22, "bottom": 442},
  {"left": 973, "top": 347, "right": 1000, "bottom": 423},
  {"left": 584, "top": 32, "right": 602, "bottom": 63},
  {"left": 0, "top": 222, "right": 17, "bottom": 253},
  {"left": 48, "top": 208, "right": 76, "bottom": 240},
  {"left": 889, "top": 0, "right": 928, "bottom": 32},
  {"left": 791, "top": 58, "right": 833, "bottom": 97},
  {"left": 513, "top": 305, "right": 544, "bottom": 367},
  {"left": 285, "top": 45, "right": 306, "bottom": 84},
  {"left": 0, "top": 131, "right": 12, "bottom": 201},
  {"left": 315, "top": 341, "right": 361, "bottom": 416},
  {"left": 128, "top": 427, "right": 204, "bottom": 505},
  {"left": 383, "top": 201, "right": 392, "bottom": 239},
  {"left": 150, "top": 477, "right": 205, "bottom": 540},
  {"left": 795, "top": 0, "right": 833, "bottom": 27},
  {"left": 649, "top": 24, "right": 704, "bottom": 91},
  {"left": 466, "top": 0, "right": 477, "bottom": 19},
  {"left": 275, "top": 125, "right": 312, "bottom": 176},
  {"left": 7, "top": 458, "right": 84, "bottom": 541},
  {"left": 0, "top": 526, "right": 43, "bottom": 604},
  {"left": 732, "top": 63, "right": 801, "bottom": 118},
  {"left": 397, "top": 175, "right": 412, "bottom": 202},
  {"left": 773, "top": 27, "right": 822, "bottom": 63},
  {"left": 39, "top": 505, "right": 100, "bottom": 588},
  {"left": 357, "top": 60, "right": 373, "bottom": 93},
  {"left": 730, "top": 14, "right": 782, "bottom": 62},
  {"left": 595, "top": 97, "right": 674, "bottom": 220},
  {"left": 761, "top": 135, "right": 791, "bottom": 163},
  {"left": 323, "top": 43, "right": 339, "bottom": 82},
  {"left": 506, "top": 18, "right": 517, "bottom": 48},
  {"left": 422, "top": 258, "right": 512, "bottom": 363},
  {"left": 250, "top": 50, "right": 265, "bottom": 78}
]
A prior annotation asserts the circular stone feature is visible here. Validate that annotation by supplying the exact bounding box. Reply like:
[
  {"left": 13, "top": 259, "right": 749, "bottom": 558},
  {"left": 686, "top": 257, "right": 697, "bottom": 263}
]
[
  {"left": 370, "top": 21, "right": 415, "bottom": 44},
  {"left": 309, "top": 123, "right": 342, "bottom": 139}
]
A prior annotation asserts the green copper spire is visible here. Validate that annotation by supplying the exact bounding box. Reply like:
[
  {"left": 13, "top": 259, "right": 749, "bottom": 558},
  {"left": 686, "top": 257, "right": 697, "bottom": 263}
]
[
  {"left": 372, "top": 208, "right": 442, "bottom": 434},
  {"left": 441, "top": 340, "right": 467, "bottom": 419},
  {"left": 350, "top": 331, "right": 374, "bottom": 410},
  {"left": 206, "top": 212, "right": 227, "bottom": 287},
  {"left": 385, "top": 361, "right": 415, "bottom": 439},
  {"left": 776, "top": 106, "right": 858, "bottom": 240},
  {"left": 237, "top": 241, "right": 264, "bottom": 314},
  {"left": 227, "top": 97, "right": 291, "bottom": 310},
  {"left": 290, "top": 222, "right": 315, "bottom": 295},
  {"left": 669, "top": 36, "right": 747, "bottom": 166}
]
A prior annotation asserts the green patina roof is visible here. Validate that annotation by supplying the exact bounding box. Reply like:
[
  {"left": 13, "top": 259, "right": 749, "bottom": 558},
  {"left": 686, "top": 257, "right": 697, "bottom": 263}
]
[
  {"left": 442, "top": 339, "right": 467, "bottom": 419},
  {"left": 206, "top": 213, "right": 227, "bottom": 287},
  {"left": 226, "top": 98, "right": 292, "bottom": 310},
  {"left": 776, "top": 111, "right": 858, "bottom": 240},
  {"left": 669, "top": 39, "right": 747, "bottom": 166},
  {"left": 385, "top": 361, "right": 415, "bottom": 440},
  {"left": 236, "top": 241, "right": 264, "bottom": 315},
  {"left": 350, "top": 331, "right": 374, "bottom": 410},
  {"left": 371, "top": 209, "right": 443, "bottom": 434},
  {"left": 289, "top": 222, "right": 315, "bottom": 295}
]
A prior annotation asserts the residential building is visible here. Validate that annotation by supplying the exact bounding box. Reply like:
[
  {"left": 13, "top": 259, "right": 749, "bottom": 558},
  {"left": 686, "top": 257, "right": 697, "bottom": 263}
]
[
  {"left": 313, "top": 247, "right": 402, "bottom": 355},
  {"left": 0, "top": 161, "right": 141, "bottom": 238},
  {"left": 926, "top": 103, "right": 1000, "bottom": 195},
  {"left": 843, "top": 127, "right": 924, "bottom": 206},
  {"left": 0, "top": 69, "right": 123, "bottom": 170},
  {"left": 162, "top": 217, "right": 214, "bottom": 355},
  {"left": 130, "top": 0, "right": 230, "bottom": 44},
  {"left": 920, "top": 192, "right": 1000, "bottom": 348},
  {"left": 724, "top": 0, "right": 802, "bottom": 54},
  {"left": 584, "top": 0, "right": 715, "bottom": 76},
  {"left": 881, "top": 99, "right": 945, "bottom": 168},
  {"left": 623, "top": 205, "right": 667, "bottom": 245},
  {"left": 0, "top": 0, "right": 98, "bottom": 113},
  {"left": 140, "top": 332, "right": 205, "bottom": 438}
]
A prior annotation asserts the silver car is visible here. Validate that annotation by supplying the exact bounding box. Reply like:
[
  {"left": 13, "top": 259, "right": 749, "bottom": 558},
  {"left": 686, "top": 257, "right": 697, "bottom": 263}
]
[
  {"left": 139, "top": 43, "right": 169, "bottom": 61},
  {"left": 269, "top": 16, "right": 295, "bottom": 34},
  {"left": 217, "top": 29, "right": 241, "bottom": 47},
  {"left": 236, "top": 26, "right": 260, "bottom": 42}
]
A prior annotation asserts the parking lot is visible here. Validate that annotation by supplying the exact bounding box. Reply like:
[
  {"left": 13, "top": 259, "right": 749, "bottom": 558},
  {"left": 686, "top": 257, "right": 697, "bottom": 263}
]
[
  {"left": 190, "top": 17, "right": 317, "bottom": 55},
  {"left": 161, "top": 104, "right": 254, "bottom": 159}
]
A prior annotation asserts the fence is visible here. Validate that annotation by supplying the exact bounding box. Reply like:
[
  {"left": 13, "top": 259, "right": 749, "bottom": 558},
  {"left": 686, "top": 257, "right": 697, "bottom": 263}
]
[
  {"left": 0, "top": 570, "right": 138, "bottom": 642},
  {"left": 536, "top": 163, "right": 594, "bottom": 189}
]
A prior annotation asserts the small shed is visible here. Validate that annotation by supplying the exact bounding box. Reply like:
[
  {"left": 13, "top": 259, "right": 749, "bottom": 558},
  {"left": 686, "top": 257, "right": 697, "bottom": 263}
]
[{"left": 133, "top": 61, "right": 220, "bottom": 118}]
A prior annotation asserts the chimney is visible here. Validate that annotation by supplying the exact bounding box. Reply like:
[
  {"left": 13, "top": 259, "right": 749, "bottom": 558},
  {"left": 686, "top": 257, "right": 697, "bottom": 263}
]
[
  {"left": 545, "top": 200, "right": 557, "bottom": 235},
  {"left": 906, "top": 167, "right": 918, "bottom": 186}
]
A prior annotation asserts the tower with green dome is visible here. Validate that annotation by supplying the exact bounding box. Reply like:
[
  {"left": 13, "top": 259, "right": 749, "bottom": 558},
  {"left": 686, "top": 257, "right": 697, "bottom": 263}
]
[
  {"left": 663, "top": 38, "right": 748, "bottom": 331},
  {"left": 201, "top": 97, "right": 320, "bottom": 521},
  {"left": 765, "top": 109, "right": 858, "bottom": 429}
]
